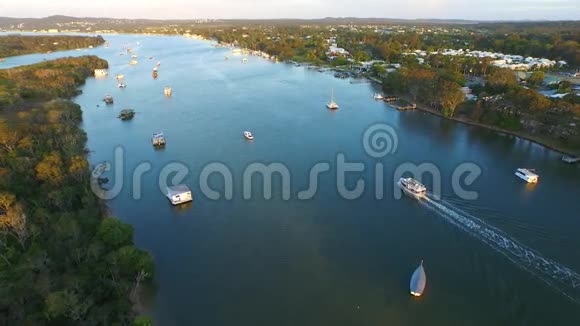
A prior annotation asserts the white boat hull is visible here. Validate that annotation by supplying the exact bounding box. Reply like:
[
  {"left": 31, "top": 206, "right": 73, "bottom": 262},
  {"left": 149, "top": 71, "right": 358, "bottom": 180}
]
[
  {"left": 515, "top": 172, "right": 538, "bottom": 183},
  {"left": 398, "top": 181, "right": 426, "bottom": 199}
]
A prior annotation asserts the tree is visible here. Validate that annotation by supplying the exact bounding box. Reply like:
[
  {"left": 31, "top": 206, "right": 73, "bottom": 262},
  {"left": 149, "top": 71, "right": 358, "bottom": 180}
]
[
  {"left": 354, "top": 50, "right": 371, "bottom": 62},
  {"left": 44, "top": 290, "right": 90, "bottom": 321},
  {"left": 68, "top": 155, "right": 89, "bottom": 180},
  {"left": 97, "top": 217, "right": 134, "bottom": 250},
  {"left": 134, "top": 316, "right": 153, "bottom": 326},
  {"left": 527, "top": 71, "right": 545, "bottom": 88},
  {"left": 487, "top": 68, "right": 517, "bottom": 93},
  {"left": 35, "top": 152, "right": 65, "bottom": 185},
  {"left": 0, "top": 121, "right": 21, "bottom": 153},
  {"left": 437, "top": 81, "right": 465, "bottom": 117}
]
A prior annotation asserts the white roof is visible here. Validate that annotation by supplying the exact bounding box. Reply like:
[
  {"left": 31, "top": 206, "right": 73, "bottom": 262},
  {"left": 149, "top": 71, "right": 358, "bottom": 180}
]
[{"left": 517, "top": 169, "right": 538, "bottom": 177}]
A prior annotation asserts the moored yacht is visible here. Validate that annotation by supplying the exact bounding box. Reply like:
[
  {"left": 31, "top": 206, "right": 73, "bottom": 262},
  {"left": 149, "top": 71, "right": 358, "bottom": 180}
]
[
  {"left": 326, "top": 88, "right": 339, "bottom": 110},
  {"left": 374, "top": 93, "right": 384, "bottom": 100},
  {"left": 515, "top": 168, "right": 539, "bottom": 183},
  {"left": 398, "top": 178, "right": 427, "bottom": 198},
  {"left": 117, "top": 82, "right": 126, "bottom": 88},
  {"left": 166, "top": 185, "right": 193, "bottom": 205},
  {"left": 103, "top": 95, "right": 114, "bottom": 105},
  {"left": 152, "top": 132, "right": 166, "bottom": 146},
  {"left": 243, "top": 131, "right": 254, "bottom": 140}
]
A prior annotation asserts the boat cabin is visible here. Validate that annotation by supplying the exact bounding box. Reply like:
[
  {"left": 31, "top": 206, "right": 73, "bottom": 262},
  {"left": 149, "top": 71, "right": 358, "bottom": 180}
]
[
  {"left": 166, "top": 185, "right": 193, "bottom": 205},
  {"left": 152, "top": 132, "right": 166, "bottom": 146}
]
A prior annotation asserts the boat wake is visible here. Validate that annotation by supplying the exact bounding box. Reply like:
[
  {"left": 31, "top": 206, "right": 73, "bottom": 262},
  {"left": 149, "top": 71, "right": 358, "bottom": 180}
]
[{"left": 422, "top": 194, "right": 580, "bottom": 304}]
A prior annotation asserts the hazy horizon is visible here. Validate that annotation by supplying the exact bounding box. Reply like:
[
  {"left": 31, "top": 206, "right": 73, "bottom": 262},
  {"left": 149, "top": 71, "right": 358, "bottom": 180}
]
[{"left": 1, "top": 0, "right": 579, "bottom": 21}]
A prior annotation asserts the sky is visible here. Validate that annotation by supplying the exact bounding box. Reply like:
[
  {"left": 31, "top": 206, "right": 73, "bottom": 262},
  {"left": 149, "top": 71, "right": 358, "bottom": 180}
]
[{"left": 0, "top": 0, "right": 579, "bottom": 20}]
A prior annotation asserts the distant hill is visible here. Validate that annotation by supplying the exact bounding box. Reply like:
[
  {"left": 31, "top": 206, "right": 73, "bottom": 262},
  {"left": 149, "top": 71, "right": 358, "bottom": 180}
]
[{"left": 0, "top": 15, "right": 577, "bottom": 31}]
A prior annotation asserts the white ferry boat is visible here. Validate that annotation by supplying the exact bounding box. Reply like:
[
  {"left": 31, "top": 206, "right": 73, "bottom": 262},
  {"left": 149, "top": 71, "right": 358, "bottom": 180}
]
[
  {"left": 515, "top": 168, "right": 539, "bottom": 183},
  {"left": 166, "top": 185, "right": 193, "bottom": 205},
  {"left": 398, "top": 178, "right": 427, "bottom": 198},
  {"left": 243, "top": 131, "right": 254, "bottom": 140}
]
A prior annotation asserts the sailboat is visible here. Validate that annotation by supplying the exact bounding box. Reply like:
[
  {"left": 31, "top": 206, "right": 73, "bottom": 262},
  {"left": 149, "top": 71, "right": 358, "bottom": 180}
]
[
  {"left": 410, "top": 260, "right": 427, "bottom": 297},
  {"left": 326, "top": 88, "right": 339, "bottom": 110}
]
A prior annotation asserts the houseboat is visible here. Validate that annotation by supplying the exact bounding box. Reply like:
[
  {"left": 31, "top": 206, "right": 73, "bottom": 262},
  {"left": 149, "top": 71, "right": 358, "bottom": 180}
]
[
  {"left": 94, "top": 69, "right": 108, "bottom": 77},
  {"left": 515, "top": 168, "right": 539, "bottom": 183},
  {"left": 398, "top": 178, "right": 427, "bottom": 198},
  {"left": 163, "top": 87, "right": 172, "bottom": 96},
  {"left": 326, "top": 89, "right": 339, "bottom": 110},
  {"left": 103, "top": 95, "right": 114, "bottom": 105},
  {"left": 166, "top": 185, "right": 193, "bottom": 205},
  {"left": 152, "top": 132, "right": 166, "bottom": 146},
  {"left": 410, "top": 261, "right": 427, "bottom": 297},
  {"left": 243, "top": 131, "right": 254, "bottom": 140},
  {"left": 118, "top": 109, "right": 135, "bottom": 120}
]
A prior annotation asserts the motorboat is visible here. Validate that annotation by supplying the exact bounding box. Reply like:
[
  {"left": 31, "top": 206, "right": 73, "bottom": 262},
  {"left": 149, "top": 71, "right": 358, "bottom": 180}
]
[
  {"left": 515, "top": 168, "right": 539, "bottom": 183},
  {"left": 243, "top": 131, "right": 254, "bottom": 140},
  {"left": 398, "top": 178, "right": 427, "bottom": 198}
]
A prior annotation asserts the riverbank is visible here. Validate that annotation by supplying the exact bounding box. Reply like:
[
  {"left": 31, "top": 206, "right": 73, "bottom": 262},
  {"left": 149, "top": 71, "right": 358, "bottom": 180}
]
[
  {"left": 394, "top": 94, "right": 579, "bottom": 157},
  {"left": 0, "top": 55, "right": 154, "bottom": 325}
]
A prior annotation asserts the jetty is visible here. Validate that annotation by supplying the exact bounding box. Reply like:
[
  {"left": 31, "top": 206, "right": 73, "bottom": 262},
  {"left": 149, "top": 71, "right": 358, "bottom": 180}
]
[
  {"left": 396, "top": 103, "right": 417, "bottom": 111},
  {"left": 562, "top": 156, "right": 580, "bottom": 164}
]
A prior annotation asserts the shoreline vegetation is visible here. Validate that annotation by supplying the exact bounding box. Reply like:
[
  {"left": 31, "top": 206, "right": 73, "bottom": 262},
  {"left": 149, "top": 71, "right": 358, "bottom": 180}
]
[
  {"left": 0, "top": 54, "right": 154, "bottom": 325},
  {"left": 0, "top": 34, "right": 106, "bottom": 58},
  {"left": 182, "top": 28, "right": 580, "bottom": 156}
]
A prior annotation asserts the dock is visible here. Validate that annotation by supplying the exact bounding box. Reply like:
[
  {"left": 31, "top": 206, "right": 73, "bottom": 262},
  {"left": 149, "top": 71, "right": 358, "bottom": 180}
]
[
  {"left": 562, "top": 156, "right": 580, "bottom": 164},
  {"left": 395, "top": 103, "right": 417, "bottom": 111}
]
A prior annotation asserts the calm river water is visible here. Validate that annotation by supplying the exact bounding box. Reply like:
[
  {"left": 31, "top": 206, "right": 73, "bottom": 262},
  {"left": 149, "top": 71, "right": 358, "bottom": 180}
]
[{"left": 3, "top": 33, "right": 580, "bottom": 325}]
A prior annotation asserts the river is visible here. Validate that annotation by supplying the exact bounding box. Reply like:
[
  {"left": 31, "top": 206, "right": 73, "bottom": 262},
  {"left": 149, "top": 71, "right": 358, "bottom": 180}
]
[{"left": 3, "top": 33, "right": 580, "bottom": 325}]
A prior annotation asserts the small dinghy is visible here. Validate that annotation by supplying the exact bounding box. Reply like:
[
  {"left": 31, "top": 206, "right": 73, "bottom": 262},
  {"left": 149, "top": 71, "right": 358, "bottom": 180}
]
[{"left": 409, "top": 260, "right": 426, "bottom": 297}]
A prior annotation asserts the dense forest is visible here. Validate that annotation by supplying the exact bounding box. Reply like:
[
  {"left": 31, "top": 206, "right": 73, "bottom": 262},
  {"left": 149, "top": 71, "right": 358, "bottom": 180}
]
[
  {"left": 0, "top": 35, "right": 105, "bottom": 58},
  {"left": 0, "top": 56, "right": 154, "bottom": 325}
]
